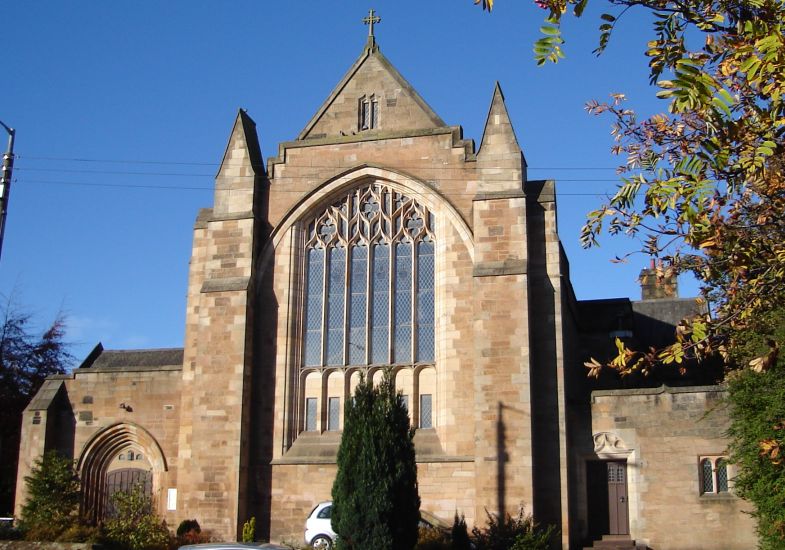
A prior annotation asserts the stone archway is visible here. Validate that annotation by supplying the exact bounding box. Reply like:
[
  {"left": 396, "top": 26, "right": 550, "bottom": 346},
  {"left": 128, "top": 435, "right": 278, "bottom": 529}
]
[{"left": 77, "top": 423, "right": 167, "bottom": 522}]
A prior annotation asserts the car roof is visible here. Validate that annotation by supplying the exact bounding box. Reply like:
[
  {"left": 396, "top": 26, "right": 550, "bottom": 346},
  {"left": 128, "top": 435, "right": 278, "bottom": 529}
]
[{"left": 178, "top": 544, "right": 290, "bottom": 550}]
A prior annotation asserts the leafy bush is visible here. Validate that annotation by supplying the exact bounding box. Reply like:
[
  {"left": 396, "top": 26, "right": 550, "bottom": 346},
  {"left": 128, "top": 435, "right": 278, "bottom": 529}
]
[
  {"left": 471, "top": 508, "right": 555, "bottom": 550},
  {"left": 176, "top": 519, "right": 200, "bottom": 537},
  {"left": 58, "top": 523, "right": 101, "bottom": 543},
  {"left": 242, "top": 516, "right": 255, "bottom": 542},
  {"left": 414, "top": 525, "right": 450, "bottom": 550},
  {"left": 102, "top": 483, "right": 170, "bottom": 550},
  {"left": 18, "top": 451, "right": 81, "bottom": 541},
  {"left": 727, "top": 361, "right": 785, "bottom": 550},
  {"left": 173, "top": 518, "right": 209, "bottom": 548}
]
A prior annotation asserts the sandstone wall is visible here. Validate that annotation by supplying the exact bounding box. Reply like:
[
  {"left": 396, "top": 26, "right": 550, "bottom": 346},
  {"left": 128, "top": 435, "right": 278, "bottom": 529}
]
[{"left": 591, "top": 386, "right": 756, "bottom": 550}]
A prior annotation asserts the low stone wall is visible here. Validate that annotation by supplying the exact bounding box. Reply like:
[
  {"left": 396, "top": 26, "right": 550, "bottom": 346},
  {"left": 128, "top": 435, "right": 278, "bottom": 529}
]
[{"left": 0, "top": 543, "right": 97, "bottom": 550}]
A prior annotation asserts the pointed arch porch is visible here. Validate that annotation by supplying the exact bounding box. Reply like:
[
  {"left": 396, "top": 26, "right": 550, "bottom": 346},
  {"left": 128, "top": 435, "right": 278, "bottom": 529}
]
[{"left": 77, "top": 422, "right": 168, "bottom": 522}]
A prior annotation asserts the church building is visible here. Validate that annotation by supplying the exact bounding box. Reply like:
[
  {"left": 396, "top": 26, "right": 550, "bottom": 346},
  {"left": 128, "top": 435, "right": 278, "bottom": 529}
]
[{"left": 15, "top": 21, "right": 756, "bottom": 550}]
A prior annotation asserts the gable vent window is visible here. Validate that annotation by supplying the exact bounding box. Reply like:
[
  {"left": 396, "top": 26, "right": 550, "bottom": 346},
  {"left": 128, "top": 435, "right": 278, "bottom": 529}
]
[{"left": 359, "top": 95, "right": 378, "bottom": 130}]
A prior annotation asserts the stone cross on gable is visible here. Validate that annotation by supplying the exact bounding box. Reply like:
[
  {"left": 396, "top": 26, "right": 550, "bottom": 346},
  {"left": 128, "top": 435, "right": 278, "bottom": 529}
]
[{"left": 363, "top": 9, "right": 381, "bottom": 38}]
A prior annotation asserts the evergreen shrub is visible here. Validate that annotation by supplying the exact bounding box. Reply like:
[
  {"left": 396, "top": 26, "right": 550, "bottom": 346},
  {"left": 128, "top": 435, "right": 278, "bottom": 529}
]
[
  {"left": 18, "top": 451, "right": 81, "bottom": 541},
  {"left": 331, "top": 369, "right": 420, "bottom": 550},
  {"left": 471, "top": 508, "right": 554, "bottom": 550},
  {"left": 450, "top": 513, "right": 472, "bottom": 550}
]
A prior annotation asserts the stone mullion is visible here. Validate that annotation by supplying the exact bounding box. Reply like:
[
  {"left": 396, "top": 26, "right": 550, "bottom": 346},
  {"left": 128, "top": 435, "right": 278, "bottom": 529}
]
[
  {"left": 320, "top": 246, "right": 329, "bottom": 368},
  {"left": 413, "top": 366, "right": 421, "bottom": 428},
  {"left": 341, "top": 246, "right": 349, "bottom": 367},
  {"left": 411, "top": 239, "right": 419, "bottom": 364}
]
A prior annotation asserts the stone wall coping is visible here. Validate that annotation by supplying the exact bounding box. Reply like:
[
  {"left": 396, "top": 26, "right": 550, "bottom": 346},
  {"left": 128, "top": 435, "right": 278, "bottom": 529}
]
[
  {"left": 473, "top": 259, "right": 527, "bottom": 278},
  {"left": 0, "top": 543, "right": 98, "bottom": 550},
  {"left": 591, "top": 384, "right": 725, "bottom": 399},
  {"left": 633, "top": 297, "right": 702, "bottom": 305},
  {"left": 268, "top": 126, "right": 475, "bottom": 174},
  {"left": 472, "top": 189, "right": 526, "bottom": 201},
  {"left": 271, "top": 455, "right": 475, "bottom": 465},
  {"left": 73, "top": 364, "right": 182, "bottom": 374},
  {"left": 201, "top": 276, "right": 250, "bottom": 293},
  {"left": 203, "top": 210, "right": 255, "bottom": 223}
]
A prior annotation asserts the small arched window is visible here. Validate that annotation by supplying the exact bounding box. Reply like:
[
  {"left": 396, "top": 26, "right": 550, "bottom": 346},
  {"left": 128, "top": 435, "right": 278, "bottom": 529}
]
[
  {"left": 700, "top": 458, "right": 714, "bottom": 494},
  {"left": 700, "top": 456, "right": 731, "bottom": 495},
  {"left": 359, "top": 95, "right": 378, "bottom": 130},
  {"left": 716, "top": 458, "right": 729, "bottom": 492}
]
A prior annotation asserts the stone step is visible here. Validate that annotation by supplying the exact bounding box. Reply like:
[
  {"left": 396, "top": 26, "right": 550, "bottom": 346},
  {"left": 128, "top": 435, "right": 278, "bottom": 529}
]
[{"left": 583, "top": 535, "right": 648, "bottom": 549}]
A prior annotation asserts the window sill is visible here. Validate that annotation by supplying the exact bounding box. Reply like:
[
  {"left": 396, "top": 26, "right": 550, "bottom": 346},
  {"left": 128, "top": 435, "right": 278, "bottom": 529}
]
[{"left": 699, "top": 492, "right": 736, "bottom": 501}]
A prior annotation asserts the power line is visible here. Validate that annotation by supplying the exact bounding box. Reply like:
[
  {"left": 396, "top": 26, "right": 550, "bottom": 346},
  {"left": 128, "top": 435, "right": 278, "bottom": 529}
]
[
  {"left": 18, "top": 154, "right": 217, "bottom": 167},
  {"left": 17, "top": 179, "right": 211, "bottom": 191},
  {"left": 17, "top": 153, "right": 623, "bottom": 171},
  {"left": 17, "top": 167, "right": 214, "bottom": 177},
  {"left": 16, "top": 178, "right": 613, "bottom": 197}
]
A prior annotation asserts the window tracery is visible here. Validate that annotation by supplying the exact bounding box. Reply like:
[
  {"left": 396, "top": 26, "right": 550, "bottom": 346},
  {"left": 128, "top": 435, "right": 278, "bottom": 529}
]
[{"left": 302, "top": 183, "right": 435, "bottom": 368}]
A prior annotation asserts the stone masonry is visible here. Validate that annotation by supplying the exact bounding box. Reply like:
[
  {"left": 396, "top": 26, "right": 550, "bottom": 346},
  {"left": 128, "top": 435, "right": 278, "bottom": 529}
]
[{"left": 15, "top": 33, "right": 756, "bottom": 550}]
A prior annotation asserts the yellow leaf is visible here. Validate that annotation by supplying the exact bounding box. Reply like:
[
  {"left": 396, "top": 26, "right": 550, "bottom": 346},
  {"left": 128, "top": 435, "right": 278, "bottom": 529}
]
[{"left": 584, "top": 358, "right": 603, "bottom": 379}]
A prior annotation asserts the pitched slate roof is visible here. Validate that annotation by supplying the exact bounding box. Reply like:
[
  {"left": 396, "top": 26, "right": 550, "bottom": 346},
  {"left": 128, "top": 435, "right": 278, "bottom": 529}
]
[{"left": 77, "top": 343, "right": 184, "bottom": 370}]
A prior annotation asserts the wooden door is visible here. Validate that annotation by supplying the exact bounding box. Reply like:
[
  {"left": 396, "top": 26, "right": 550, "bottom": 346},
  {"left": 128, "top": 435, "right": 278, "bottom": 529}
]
[
  {"left": 607, "top": 461, "right": 629, "bottom": 535},
  {"left": 104, "top": 468, "right": 152, "bottom": 518}
]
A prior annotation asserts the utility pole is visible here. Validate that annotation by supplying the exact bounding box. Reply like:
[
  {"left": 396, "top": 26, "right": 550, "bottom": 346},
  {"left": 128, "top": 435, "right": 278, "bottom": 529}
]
[{"left": 0, "top": 120, "right": 16, "bottom": 262}]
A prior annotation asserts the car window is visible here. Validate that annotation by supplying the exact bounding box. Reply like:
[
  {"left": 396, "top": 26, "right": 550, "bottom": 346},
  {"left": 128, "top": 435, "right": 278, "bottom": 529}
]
[{"left": 317, "top": 505, "right": 332, "bottom": 519}]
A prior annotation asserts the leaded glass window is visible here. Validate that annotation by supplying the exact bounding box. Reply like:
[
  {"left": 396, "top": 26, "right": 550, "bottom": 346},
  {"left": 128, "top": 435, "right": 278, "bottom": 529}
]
[
  {"left": 305, "top": 398, "right": 317, "bottom": 431},
  {"left": 328, "top": 397, "right": 340, "bottom": 431},
  {"left": 420, "top": 394, "right": 433, "bottom": 429},
  {"left": 699, "top": 456, "right": 732, "bottom": 495},
  {"left": 302, "top": 183, "right": 435, "bottom": 368},
  {"left": 700, "top": 458, "right": 714, "bottom": 494},
  {"left": 716, "top": 458, "right": 728, "bottom": 492}
]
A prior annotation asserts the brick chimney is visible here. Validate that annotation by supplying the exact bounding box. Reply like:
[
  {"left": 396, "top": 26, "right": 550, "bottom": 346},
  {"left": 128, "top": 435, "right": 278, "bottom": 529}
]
[{"left": 639, "top": 259, "right": 678, "bottom": 300}]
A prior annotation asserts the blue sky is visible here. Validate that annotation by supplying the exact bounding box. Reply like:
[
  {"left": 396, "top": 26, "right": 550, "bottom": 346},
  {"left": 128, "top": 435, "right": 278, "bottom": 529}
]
[{"left": 2, "top": 1, "right": 692, "bottom": 363}]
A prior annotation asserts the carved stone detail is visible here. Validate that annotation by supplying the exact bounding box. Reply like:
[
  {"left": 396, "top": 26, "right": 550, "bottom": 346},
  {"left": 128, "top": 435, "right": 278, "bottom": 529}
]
[{"left": 593, "top": 431, "right": 628, "bottom": 454}]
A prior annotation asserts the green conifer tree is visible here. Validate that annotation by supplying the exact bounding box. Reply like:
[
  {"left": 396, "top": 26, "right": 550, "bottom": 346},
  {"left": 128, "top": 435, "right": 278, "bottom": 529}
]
[
  {"left": 331, "top": 369, "right": 420, "bottom": 550},
  {"left": 19, "top": 451, "right": 80, "bottom": 541}
]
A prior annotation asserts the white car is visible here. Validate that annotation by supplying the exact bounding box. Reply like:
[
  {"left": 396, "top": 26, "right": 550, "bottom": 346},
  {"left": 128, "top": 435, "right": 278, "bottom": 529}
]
[
  {"left": 178, "top": 544, "right": 289, "bottom": 550},
  {"left": 304, "top": 501, "right": 337, "bottom": 549}
]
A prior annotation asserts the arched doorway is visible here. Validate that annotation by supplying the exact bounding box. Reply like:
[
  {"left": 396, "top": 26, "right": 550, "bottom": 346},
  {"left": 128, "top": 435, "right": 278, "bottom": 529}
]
[{"left": 77, "top": 423, "right": 167, "bottom": 522}]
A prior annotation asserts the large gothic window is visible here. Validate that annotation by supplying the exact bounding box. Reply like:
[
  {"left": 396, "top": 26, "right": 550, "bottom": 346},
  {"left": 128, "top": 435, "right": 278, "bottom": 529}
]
[{"left": 302, "top": 183, "right": 435, "bottom": 368}]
